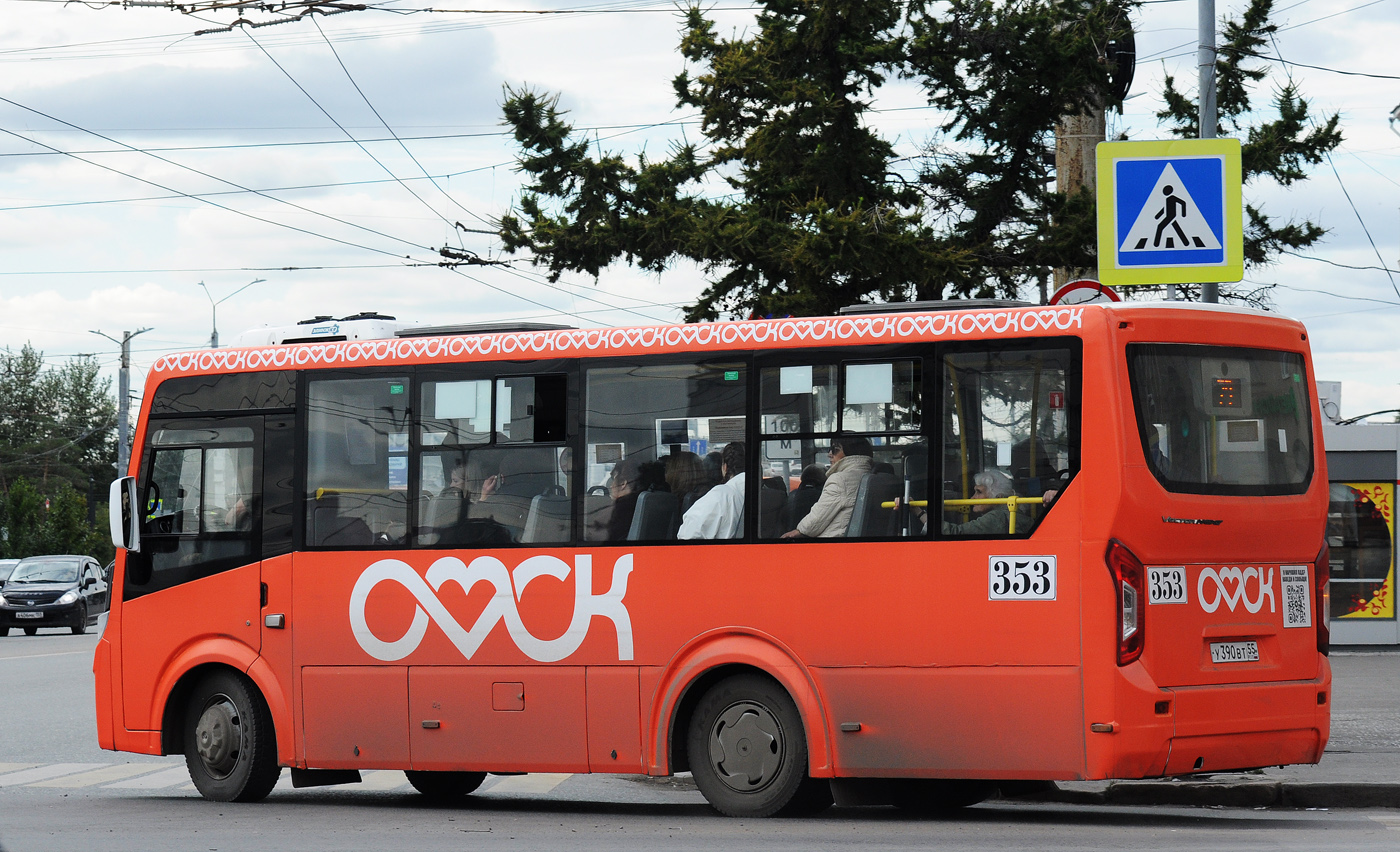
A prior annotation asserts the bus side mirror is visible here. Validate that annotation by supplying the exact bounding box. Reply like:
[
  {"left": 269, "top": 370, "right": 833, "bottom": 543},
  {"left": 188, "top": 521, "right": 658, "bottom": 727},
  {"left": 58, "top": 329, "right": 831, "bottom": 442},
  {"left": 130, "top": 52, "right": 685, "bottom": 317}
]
[{"left": 109, "top": 476, "right": 141, "bottom": 553}]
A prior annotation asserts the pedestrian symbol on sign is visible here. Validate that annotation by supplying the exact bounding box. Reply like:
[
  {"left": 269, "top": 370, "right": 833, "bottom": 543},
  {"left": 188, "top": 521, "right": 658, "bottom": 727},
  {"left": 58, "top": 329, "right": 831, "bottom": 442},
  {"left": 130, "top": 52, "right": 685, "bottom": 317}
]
[{"left": 1118, "top": 163, "right": 1222, "bottom": 257}]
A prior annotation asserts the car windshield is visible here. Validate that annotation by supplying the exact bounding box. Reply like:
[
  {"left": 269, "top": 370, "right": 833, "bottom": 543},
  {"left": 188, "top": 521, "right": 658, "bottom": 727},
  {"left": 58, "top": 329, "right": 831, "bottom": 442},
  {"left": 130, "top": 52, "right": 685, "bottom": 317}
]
[
  {"left": 0, "top": 560, "right": 17, "bottom": 582},
  {"left": 10, "top": 560, "right": 81, "bottom": 584}
]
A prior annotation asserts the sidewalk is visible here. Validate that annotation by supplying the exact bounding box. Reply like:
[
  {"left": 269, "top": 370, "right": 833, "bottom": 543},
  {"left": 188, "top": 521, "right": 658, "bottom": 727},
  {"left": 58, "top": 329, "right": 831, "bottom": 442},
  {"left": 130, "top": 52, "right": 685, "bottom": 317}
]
[{"left": 1026, "top": 648, "right": 1400, "bottom": 808}]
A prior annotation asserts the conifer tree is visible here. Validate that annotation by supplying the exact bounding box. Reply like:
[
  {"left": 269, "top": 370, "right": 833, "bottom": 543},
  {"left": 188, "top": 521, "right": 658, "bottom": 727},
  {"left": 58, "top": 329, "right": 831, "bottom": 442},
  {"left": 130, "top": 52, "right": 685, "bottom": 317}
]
[{"left": 498, "top": 0, "right": 1338, "bottom": 315}]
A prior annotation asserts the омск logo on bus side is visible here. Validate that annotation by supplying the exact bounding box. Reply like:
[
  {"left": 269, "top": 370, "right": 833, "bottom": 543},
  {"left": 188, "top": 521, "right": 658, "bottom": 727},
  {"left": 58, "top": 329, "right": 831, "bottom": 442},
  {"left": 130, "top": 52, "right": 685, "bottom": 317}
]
[{"left": 349, "top": 553, "right": 634, "bottom": 663}]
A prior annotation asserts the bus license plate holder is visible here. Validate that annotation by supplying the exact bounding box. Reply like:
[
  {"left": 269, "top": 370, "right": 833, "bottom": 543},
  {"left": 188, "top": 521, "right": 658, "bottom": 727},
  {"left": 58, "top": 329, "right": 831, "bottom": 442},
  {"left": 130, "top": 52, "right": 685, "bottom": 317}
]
[{"left": 1209, "top": 640, "right": 1259, "bottom": 664}]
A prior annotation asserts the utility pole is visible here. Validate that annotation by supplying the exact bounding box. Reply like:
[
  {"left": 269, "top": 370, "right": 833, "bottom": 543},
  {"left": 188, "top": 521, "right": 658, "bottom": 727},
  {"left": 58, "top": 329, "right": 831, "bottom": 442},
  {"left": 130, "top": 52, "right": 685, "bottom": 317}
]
[
  {"left": 1053, "top": 5, "right": 1133, "bottom": 299},
  {"left": 199, "top": 278, "right": 265, "bottom": 348},
  {"left": 91, "top": 328, "right": 152, "bottom": 476},
  {"left": 1198, "top": 0, "right": 1219, "bottom": 303},
  {"left": 1053, "top": 106, "right": 1107, "bottom": 293}
]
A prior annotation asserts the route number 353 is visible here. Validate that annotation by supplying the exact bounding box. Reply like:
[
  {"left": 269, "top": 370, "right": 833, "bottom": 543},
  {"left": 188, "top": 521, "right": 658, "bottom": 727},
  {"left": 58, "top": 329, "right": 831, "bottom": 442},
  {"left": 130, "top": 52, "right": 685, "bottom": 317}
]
[{"left": 988, "top": 556, "right": 1058, "bottom": 601}]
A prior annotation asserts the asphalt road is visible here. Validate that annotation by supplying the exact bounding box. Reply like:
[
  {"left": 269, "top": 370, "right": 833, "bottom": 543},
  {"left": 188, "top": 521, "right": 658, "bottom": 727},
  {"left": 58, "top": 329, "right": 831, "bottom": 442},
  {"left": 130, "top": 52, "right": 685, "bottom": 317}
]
[{"left": 3, "top": 620, "right": 1399, "bottom": 852}]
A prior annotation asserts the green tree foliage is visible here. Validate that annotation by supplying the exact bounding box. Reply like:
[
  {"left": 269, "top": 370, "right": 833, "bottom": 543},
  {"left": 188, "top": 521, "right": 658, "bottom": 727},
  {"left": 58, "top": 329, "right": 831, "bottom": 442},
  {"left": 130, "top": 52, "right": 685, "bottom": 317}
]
[
  {"left": 499, "top": 0, "right": 1335, "bottom": 316},
  {"left": 502, "top": 0, "right": 960, "bottom": 320},
  {"left": 0, "top": 478, "right": 111, "bottom": 560},
  {"left": 0, "top": 344, "right": 117, "bottom": 496},
  {"left": 500, "top": 0, "right": 1126, "bottom": 317},
  {"left": 0, "top": 345, "right": 116, "bottom": 559},
  {"left": 907, "top": 0, "right": 1127, "bottom": 297},
  {"left": 1152, "top": 0, "right": 1341, "bottom": 298}
]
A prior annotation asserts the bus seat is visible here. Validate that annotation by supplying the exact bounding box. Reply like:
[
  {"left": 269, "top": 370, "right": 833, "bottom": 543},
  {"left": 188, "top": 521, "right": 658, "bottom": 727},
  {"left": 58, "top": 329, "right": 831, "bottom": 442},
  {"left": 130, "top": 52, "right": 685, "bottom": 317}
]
[
  {"left": 758, "top": 485, "right": 787, "bottom": 538},
  {"left": 583, "top": 492, "right": 612, "bottom": 542},
  {"left": 316, "top": 512, "right": 374, "bottom": 546},
  {"left": 788, "top": 487, "right": 820, "bottom": 532},
  {"left": 627, "top": 490, "right": 678, "bottom": 541},
  {"left": 419, "top": 487, "right": 464, "bottom": 544},
  {"left": 522, "top": 494, "right": 571, "bottom": 543},
  {"left": 845, "top": 472, "right": 902, "bottom": 537}
]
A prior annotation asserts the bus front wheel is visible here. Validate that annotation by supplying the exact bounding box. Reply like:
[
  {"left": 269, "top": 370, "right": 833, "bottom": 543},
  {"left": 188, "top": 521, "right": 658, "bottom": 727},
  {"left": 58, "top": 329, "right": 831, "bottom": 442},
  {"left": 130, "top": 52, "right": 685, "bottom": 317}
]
[
  {"left": 183, "top": 669, "right": 281, "bottom": 803},
  {"left": 687, "top": 673, "right": 831, "bottom": 817},
  {"left": 405, "top": 770, "right": 487, "bottom": 802}
]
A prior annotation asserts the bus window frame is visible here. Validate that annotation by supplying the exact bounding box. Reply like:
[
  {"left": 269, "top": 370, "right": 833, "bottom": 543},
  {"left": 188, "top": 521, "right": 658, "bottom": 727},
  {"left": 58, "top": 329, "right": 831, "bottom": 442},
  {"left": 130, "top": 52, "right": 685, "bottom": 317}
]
[
  {"left": 1124, "top": 342, "right": 1314, "bottom": 497},
  {"left": 298, "top": 367, "right": 415, "bottom": 552},
  {"left": 754, "top": 344, "right": 930, "bottom": 542},
  {"left": 933, "top": 336, "right": 1083, "bottom": 541},
  {"left": 415, "top": 359, "right": 578, "bottom": 547},
  {"left": 126, "top": 414, "right": 265, "bottom": 600},
  {"left": 583, "top": 352, "right": 753, "bottom": 544}
]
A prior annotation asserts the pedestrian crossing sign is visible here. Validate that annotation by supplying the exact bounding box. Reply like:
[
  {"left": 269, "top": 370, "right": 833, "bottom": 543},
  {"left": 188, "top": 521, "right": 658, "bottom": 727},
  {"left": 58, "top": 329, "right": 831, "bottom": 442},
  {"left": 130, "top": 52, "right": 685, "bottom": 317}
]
[{"left": 1096, "top": 138, "right": 1243, "bottom": 287}]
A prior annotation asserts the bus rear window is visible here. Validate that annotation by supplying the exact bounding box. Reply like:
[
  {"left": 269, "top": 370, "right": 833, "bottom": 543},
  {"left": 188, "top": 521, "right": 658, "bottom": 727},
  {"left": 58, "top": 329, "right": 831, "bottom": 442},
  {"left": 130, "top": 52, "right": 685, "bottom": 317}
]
[{"left": 1128, "top": 344, "right": 1312, "bottom": 495}]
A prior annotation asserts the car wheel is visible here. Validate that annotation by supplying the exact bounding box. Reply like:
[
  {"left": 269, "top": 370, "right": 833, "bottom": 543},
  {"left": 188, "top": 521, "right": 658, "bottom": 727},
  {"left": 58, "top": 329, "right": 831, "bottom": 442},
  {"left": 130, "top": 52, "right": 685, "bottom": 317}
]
[
  {"left": 687, "top": 673, "right": 828, "bottom": 817},
  {"left": 0, "top": 627, "right": 9, "bottom": 637},
  {"left": 183, "top": 669, "right": 281, "bottom": 803},
  {"left": 23, "top": 627, "right": 37, "bottom": 636},
  {"left": 72, "top": 605, "right": 88, "bottom": 635},
  {"left": 405, "top": 770, "right": 487, "bottom": 802}
]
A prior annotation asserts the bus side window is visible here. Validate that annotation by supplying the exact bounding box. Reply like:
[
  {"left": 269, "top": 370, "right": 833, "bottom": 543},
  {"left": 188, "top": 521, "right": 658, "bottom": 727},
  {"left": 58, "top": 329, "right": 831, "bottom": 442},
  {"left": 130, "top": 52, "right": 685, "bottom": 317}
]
[
  {"left": 126, "top": 424, "right": 258, "bottom": 599},
  {"left": 584, "top": 361, "right": 747, "bottom": 542},
  {"left": 416, "top": 373, "right": 573, "bottom": 547},
  {"left": 941, "top": 345, "right": 1076, "bottom": 538},
  {"left": 305, "top": 376, "right": 411, "bottom": 548},
  {"left": 758, "top": 359, "right": 924, "bottom": 540}
]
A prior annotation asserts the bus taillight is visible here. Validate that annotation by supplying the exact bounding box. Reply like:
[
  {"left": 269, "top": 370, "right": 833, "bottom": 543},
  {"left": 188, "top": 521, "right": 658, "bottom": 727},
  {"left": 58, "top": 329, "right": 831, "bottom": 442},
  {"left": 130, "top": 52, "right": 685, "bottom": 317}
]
[
  {"left": 1314, "top": 542, "right": 1330, "bottom": 657},
  {"left": 1106, "top": 540, "right": 1146, "bottom": 666}
]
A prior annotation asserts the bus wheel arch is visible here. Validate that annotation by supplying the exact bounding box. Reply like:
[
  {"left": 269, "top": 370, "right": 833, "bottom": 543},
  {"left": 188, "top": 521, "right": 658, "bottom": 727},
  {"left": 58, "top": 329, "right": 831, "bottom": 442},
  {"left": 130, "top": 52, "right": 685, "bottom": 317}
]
[{"left": 654, "top": 630, "right": 832, "bottom": 780}]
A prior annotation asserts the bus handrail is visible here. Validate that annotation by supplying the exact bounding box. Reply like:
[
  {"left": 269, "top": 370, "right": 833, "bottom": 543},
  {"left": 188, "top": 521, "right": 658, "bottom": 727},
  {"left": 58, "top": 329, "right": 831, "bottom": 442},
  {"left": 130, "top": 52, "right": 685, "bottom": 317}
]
[{"left": 880, "top": 496, "right": 1046, "bottom": 534}]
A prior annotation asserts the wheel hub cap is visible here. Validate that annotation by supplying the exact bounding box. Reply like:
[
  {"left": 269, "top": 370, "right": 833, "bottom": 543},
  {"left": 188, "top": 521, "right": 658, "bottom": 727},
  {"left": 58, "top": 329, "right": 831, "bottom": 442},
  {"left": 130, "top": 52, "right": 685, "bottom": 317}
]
[
  {"left": 195, "top": 699, "right": 241, "bottom": 778},
  {"left": 709, "top": 701, "right": 783, "bottom": 793}
]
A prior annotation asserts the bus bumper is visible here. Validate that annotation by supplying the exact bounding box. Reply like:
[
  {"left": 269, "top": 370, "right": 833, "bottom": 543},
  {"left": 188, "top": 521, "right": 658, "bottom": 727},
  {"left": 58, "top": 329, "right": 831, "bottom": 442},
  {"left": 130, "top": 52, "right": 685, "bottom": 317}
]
[{"left": 1101, "top": 656, "right": 1331, "bottom": 779}]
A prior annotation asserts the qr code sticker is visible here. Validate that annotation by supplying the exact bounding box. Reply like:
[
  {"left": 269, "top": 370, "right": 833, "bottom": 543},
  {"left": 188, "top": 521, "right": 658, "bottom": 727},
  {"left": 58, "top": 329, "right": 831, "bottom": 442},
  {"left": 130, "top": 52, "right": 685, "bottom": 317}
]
[{"left": 1281, "top": 565, "right": 1312, "bottom": 629}]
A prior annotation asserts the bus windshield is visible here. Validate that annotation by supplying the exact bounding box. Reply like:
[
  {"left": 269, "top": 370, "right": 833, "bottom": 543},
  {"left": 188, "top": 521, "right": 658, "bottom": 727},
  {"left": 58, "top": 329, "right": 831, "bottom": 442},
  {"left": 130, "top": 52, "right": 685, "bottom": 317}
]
[{"left": 1128, "top": 344, "right": 1312, "bottom": 494}]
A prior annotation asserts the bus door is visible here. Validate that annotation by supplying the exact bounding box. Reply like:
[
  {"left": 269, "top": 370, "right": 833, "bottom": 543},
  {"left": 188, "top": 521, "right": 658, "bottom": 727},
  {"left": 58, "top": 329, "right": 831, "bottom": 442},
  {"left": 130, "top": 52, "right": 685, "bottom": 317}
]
[
  {"left": 121, "top": 416, "right": 265, "bottom": 732},
  {"left": 280, "top": 370, "right": 596, "bottom": 774}
]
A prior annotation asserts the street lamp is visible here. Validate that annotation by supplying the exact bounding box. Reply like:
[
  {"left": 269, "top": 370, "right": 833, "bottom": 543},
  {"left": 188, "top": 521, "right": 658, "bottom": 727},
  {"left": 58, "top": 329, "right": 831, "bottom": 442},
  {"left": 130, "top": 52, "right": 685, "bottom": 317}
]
[{"left": 199, "top": 278, "right": 266, "bottom": 348}]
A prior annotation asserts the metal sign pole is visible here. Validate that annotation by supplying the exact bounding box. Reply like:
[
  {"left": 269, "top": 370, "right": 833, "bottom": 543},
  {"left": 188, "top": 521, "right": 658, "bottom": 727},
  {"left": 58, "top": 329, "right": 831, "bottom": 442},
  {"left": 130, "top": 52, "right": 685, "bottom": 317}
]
[{"left": 1199, "top": 0, "right": 1219, "bottom": 303}]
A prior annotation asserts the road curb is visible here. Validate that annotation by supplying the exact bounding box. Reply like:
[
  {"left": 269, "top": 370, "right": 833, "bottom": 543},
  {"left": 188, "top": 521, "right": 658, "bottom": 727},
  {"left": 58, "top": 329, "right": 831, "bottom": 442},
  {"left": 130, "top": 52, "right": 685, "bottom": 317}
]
[{"left": 1017, "top": 780, "right": 1400, "bottom": 809}]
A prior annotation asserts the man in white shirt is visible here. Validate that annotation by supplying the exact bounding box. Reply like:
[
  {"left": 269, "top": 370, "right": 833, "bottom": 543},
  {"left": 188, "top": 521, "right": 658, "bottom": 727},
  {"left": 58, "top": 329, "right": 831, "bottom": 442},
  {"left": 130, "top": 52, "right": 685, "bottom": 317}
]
[{"left": 677, "top": 442, "right": 746, "bottom": 540}]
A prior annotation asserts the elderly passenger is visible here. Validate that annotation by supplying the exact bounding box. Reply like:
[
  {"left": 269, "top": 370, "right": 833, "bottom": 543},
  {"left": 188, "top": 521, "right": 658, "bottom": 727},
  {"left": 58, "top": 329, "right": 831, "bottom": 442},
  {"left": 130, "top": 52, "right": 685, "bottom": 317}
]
[{"left": 781, "top": 436, "right": 874, "bottom": 539}]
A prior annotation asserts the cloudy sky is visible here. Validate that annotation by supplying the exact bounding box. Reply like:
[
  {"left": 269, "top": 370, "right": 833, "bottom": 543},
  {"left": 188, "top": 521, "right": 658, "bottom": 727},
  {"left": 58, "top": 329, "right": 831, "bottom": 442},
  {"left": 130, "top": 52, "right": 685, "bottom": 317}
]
[{"left": 1, "top": 0, "right": 1396, "bottom": 419}]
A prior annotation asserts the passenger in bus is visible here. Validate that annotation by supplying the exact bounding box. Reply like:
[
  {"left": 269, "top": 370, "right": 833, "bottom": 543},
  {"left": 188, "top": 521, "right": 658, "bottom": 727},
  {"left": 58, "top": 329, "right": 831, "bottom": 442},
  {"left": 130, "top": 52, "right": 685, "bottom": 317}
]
[
  {"left": 780, "top": 436, "right": 874, "bottom": 539},
  {"left": 678, "top": 442, "right": 746, "bottom": 540},
  {"left": 434, "top": 454, "right": 517, "bottom": 545},
  {"left": 665, "top": 450, "right": 712, "bottom": 513},
  {"left": 942, "top": 468, "right": 1032, "bottom": 536},
  {"left": 604, "top": 457, "right": 645, "bottom": 541}
]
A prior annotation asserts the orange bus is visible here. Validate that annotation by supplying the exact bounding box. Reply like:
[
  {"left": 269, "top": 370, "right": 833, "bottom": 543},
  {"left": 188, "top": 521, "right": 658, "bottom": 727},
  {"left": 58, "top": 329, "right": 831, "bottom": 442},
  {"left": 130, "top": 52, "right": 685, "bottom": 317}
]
[{"left": 99, "top": 300, "right": 1331, "bottom": 816}]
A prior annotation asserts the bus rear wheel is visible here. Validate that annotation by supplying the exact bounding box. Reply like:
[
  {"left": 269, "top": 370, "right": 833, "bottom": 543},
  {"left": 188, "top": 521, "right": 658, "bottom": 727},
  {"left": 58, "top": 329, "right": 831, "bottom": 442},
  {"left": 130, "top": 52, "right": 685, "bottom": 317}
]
[
  {"left": 687, "top": 673, "right": 831, "bottom": 817},
  {"left": 405, "top": 770, "right": 487, "bottom": 802},
  {"left": 183, "top": 669, "right": 281, "bottom": 803}
]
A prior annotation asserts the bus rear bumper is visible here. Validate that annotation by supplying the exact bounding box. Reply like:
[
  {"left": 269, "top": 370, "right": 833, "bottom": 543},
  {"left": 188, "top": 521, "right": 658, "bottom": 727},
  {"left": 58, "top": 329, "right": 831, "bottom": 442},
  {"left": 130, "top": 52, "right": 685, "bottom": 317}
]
[
  {"left": 1158, "top": 672, "right": 1331, "bottom": 775},
  {"left": 1099, "top": 657, "right": 1331, "bottom": 780}
]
